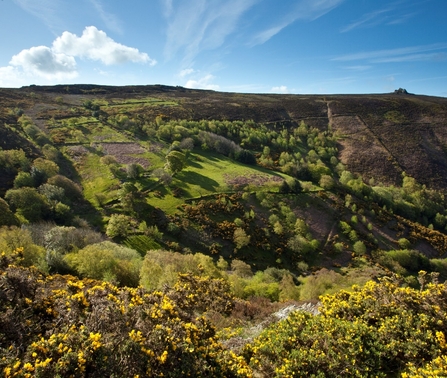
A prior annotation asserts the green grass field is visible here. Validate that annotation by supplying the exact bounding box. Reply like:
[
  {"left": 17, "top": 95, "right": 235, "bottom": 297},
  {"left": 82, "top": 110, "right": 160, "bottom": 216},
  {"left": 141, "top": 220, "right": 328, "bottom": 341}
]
[{"left": 146, "top": 150, "right": 288, "bottom": 214}]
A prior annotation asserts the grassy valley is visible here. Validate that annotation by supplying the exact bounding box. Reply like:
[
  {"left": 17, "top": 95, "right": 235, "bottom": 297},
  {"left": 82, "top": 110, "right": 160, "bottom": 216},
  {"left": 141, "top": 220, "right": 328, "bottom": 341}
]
[{"left": 1, "top": 84, "right": 447, "bottom": 376}]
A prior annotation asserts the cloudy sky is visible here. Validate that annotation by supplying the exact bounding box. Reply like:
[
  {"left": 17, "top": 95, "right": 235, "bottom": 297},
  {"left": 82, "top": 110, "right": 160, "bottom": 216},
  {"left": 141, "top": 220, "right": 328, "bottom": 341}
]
[{"left": 1, "top": 0, "right": 446, "bottom": 96}]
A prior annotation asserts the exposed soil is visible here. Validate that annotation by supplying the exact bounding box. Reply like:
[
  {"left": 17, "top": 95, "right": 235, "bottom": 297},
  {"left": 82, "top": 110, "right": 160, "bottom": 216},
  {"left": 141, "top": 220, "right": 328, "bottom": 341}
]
[{"left": 99, "top": 142, "right": 151, "bottom": 168}]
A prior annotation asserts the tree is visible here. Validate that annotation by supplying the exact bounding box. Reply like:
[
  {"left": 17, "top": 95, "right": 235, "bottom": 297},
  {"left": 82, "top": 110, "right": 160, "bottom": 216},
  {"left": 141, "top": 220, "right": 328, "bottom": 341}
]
[
  {"left": 234, "top": 149, "right": 257, "bottom": 165},
  {"left": 233, "top": 228, "right": 251, "bottom": 250},
  {"left": 126, "top": 163, "right": 143, "bottom": 179},
  {"left": 66, "top": 241, "right": 142, "bottom": 286},
  {"left": 152, "top": 168, "right": 172, "bottom": 185},
  {"left": 231, "top": 259, "right": 253, "bottom": 278},
  {"left": 0, "top": 149, "right": 30, "bottom": 174},
  {"left": 0, "top": 226, "right": 45, "bottom": 267},
  {"left": 353, "top": 240, "right": 367, "bottom": 255},
  {"left": 5, "top": 187, "right": 50, "bottom": 223},
  {"left": 38, "top": 183, "right": 65, "bottom": 202},
  {"left": 319, "top": 174, "right": 335, "bottom": 190},
  {"left": 32, "top": 158, "right": 59, "bottom": 179},
  {"left": 106, "top": 214, "right": 132, "bottom": 238},
  {"left": 165, "top": 150, "right": 186, "bottom": 174},
  {"left": 47, "top": 175, "right": 82, "bottom": 201},
  {"left": 13, "top": 171, "right": 34, "bottom": 188},
  {"left": 118, "top": 182, "right": 139, "bottom": 212},
  {"left": 0, "top": 199, "right": 19, "bottom": 227}
]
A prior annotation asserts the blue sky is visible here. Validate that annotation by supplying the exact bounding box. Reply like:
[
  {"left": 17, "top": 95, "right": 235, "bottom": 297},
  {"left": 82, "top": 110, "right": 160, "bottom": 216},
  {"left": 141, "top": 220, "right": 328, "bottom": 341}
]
[{"left": 0, "top": 0, "right": 446, "bottom": 96}]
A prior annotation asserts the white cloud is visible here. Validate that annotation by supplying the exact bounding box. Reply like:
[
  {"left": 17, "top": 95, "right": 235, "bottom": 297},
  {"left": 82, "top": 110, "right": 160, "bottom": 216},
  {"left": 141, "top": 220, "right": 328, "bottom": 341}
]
[
  {"left": 179, "top": 68, "right": 195, "bottom": 77},
  {"left": 1, "top": 26, "right": 155, "bottom": 85},
  {"left": 185, "top": 74, "right": 219, "bottom": 90},
  {"left": 271, "top": 85, "right": 289, "bottom": 94},
  {"left": 0, "top": 66, "right": 27, "bottom": 87},
  {"left": 251, "top": 0, "right": 345, "bottom": 45},
  {"left": 10, "top": 46, "right": 78, "bottom": 80},
  {"left": 164, "top": 0, "right": 258, "bottom": 64},
  {"left": 53, "top": 26, "right": 156, "bottom": 65}
]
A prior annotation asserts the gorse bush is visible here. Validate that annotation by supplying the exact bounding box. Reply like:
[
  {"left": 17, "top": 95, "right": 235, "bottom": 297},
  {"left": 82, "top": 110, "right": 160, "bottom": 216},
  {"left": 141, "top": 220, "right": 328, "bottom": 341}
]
[
  {"left": 0, "top": 249, "right": 251, "bottom": 378},
  {"left": 244, "top": 272, "right": 447, "bottom": 377}
]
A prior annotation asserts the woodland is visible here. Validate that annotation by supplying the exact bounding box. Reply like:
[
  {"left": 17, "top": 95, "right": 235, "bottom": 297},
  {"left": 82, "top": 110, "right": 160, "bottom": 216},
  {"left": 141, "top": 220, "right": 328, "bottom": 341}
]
[{"left": 1, "top": 84, "right": 447, "bottom": 377}]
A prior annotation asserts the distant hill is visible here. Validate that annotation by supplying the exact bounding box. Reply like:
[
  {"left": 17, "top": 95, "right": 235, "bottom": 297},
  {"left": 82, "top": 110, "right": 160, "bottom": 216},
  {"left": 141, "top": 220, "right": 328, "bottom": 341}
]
[{"left": 2, "top": 85, "right": 446, "bottom": 189}]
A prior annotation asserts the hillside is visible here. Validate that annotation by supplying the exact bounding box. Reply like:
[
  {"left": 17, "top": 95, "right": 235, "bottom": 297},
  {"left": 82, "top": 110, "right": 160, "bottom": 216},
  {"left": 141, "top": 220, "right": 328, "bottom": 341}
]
[
  {"left": 2, "top": 85, "right": 447, "bottom": 188},
  {"left": 1, "top": 84, "right": 447, "bottom": 376},
  {"left": 0, "top": 84, "right": 447, "bottom": 275}
]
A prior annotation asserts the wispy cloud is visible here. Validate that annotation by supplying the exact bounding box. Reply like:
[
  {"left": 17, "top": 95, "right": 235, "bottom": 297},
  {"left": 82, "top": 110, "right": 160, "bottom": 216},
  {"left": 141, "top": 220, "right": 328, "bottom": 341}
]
[
  {"left": 13, "top": 0, "right": 63, "bottom": 31},
  {"left": 88, "top": 0, "right": 123, "bottom": 34},
  {"left": 343, "top": 65, "right": 372, "bottom": 71},
  {"left": 179, "top": 68, "right": 195, "bottom": 77},
  {"left": 332, "top": 43, "right": 447, "bottom": 63},
  {"left": 341, "top": 1, "right": 417, "bottom": 33},
  {"left": 163, "top": 0, "right": 258, "bottom": 64},
  {"left": 161, "top": 0, "right": 173, "bottom": 17},
  {"left": 341, "top": 6, "right": 394, "bottom": 33},
  {"left": 251, "top": 0, "right": 345, "bottom": 46}
]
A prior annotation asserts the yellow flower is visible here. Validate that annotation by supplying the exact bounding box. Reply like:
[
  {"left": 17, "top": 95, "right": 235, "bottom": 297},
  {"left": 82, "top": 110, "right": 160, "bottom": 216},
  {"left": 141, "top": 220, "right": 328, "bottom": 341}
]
[{"left": 159, "top": 350, "right": 168, "bottom": 364}]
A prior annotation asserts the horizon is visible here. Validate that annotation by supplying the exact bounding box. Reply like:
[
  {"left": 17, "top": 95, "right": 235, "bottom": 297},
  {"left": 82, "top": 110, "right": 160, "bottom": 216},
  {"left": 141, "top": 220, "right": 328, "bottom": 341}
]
[{"left": 1, "top": 0, "right": 446, "bottom": 97}]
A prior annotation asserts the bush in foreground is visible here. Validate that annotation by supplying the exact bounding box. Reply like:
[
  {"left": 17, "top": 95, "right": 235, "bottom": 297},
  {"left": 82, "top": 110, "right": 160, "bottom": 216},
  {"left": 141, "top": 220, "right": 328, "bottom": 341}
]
[
  {"left": 244, "top": 272, "right": 447, "bottom": 377},
  {"left": 0, "top": 249, "right": 250, "bottom": 377}
]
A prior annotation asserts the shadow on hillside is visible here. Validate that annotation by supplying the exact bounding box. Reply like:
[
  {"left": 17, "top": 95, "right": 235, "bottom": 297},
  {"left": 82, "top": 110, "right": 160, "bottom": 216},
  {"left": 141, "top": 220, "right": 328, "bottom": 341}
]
[{"left": 177, "top": 171, "right": 219, "bottom": 192}]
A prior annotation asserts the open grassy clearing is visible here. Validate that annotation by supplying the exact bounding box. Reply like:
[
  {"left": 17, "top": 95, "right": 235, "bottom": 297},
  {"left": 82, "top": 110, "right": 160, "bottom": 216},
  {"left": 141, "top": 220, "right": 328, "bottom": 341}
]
[
  {"left": 77, "top": 152, "right": 120, "bottom": 207},
  {"left": 146, "top": 150, "right": 289, "bottom": 214}
]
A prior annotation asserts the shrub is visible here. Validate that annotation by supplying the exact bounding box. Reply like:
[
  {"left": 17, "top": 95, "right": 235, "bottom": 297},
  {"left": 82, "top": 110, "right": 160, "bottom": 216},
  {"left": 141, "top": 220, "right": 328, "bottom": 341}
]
[
  {"left": 106, "top": 214, "right": 133, "bottom": 239},
  {"left": 245, "top": 273, "right": 447, "bottom": 377},
  {"left": 0, "top": 255, "right": 251, "bottom": 377},
  {"left": 65, "top": 241, "right": 142, "bottom": 286}
]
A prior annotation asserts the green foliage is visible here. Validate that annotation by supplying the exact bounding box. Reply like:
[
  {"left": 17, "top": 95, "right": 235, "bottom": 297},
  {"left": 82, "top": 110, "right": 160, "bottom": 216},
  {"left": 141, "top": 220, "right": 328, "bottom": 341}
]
[
  {"left": 0, "top": 227, "right": 45, "bottom": 267},
  {"left": 140, "top": 250, "right": 222, "bottom": 290},
  {"left": 47, "top": 175, "right": 82, "bottom": 201},
  {"left": 106, "top": 214, "right": 133, "bottom": 239},
  {"left": 165, "top": 150, "right": 186, "bottom": 174},
  {"left": 65, "top": 241, "right": 142, "bottom": 286},
  {"left": 0, "top": 199, "right": 19, "bottom": 227},
  {"left": 0, "top": 149, "right": 30, "bottom": 174},
  {"left": 234, "top": 149, "right": 256, "bottom": 165},
  {"left": 5, "top": 187, "right": 50, "bottom": 223},
  {"left": 13, "top": 171, "right": 34, "bottom": 188},
  {"left": 398, "top": 237, "right": 412, "bottom": 249},
  {"left": 32, "top": 157, "right": 59, "bottom": 180},
  {"left": 233, "top": 228, "right": 250, "bottom": 250},
  {"left": 353, "top": 240, "right": 367, "bottom": 255},
  {"left": 287, "top": 234, "right": 319, "bottom": 257}
]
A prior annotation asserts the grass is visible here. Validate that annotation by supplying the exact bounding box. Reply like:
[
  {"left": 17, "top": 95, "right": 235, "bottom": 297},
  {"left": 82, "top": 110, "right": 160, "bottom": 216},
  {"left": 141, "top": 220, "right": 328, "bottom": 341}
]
[
  {"left": 105, "top": 97, "right": 178, "bottom": 108},
  {"left": 78, "top": 152, "right": 120, "bottom": 208},
  {"left": 123, "top": 235, "right": 162, "bottom": 256},
  {"left": 146, "top": 150, "right": 288, "bottom": 215}
]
